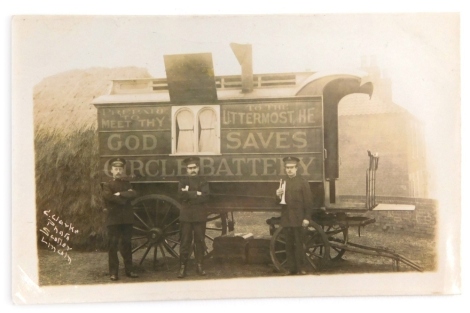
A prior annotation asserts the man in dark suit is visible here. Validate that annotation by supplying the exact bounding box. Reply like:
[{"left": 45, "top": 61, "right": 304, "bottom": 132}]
[
  {"left": 276, "top": 156, "right": 313, "bottom": 275},
  {"left": 102, "top": 157, "right": 139, "bottom": 281},
  {"left": 177, "top": 157, "right": 209, "bottom": 278}
]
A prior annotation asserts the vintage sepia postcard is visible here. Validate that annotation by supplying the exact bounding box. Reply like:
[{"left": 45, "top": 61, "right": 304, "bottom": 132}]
[{"left": 11, "top": 10, "right": 461, "bottom": 306}]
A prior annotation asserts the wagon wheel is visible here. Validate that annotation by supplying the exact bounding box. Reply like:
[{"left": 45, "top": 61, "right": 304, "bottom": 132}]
[
  {"left": 131, "top": 195, "right": 182, "bottom": 268},
  {"left": 323, "top": 224, "right": 348, "bottom": 260},
  {"left": 270, "top": 221, "right": 330, "bottom": 273},
  {"left": 303, "top": 221, "right": 331, "bottom": 270},
  {"left": 131, "top": 195, "right": 227, "bottom": 267}
]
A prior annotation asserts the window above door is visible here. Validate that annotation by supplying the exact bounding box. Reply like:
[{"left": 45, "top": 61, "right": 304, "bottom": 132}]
[{"left": 171, "top": 105, "right": 221, "bottom": 155}]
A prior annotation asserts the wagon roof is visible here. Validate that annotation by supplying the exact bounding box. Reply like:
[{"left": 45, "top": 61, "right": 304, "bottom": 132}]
[
  {"left": 92, "top": 86, "right": 305, "bottom": 105},
  {"left": 92, "top": 72, "right": 315, "bottom": 105}
]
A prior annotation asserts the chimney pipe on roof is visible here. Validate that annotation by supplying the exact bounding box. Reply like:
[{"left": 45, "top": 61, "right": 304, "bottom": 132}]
[{"left": 230, "top": 43, "right": 253, "bottom": 93}]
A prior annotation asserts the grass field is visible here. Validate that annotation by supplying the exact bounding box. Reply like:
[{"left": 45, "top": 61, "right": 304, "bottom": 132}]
[{"left": 38, "top": 211, "right": 436, "bottom": 286}]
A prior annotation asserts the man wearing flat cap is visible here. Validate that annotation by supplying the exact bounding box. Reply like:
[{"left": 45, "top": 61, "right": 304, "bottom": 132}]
[
  {"left": 177, "top": 156, "right": 210, "bottom": 278},
  {"left": 276, "top": 156, "right": 313, "bottom": 275},
  {"left": 101, "top": 157, "right": 139, "bottom": 281}
]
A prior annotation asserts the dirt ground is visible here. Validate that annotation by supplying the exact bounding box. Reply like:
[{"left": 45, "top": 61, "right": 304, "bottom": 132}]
[{"left": 38, "top": 212, "right": 436, "bottom": 286}]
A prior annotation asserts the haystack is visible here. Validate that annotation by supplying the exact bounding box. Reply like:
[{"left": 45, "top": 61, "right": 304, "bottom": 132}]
[{"left": 34, "top": 67, "right": 151, "bottom": 250}]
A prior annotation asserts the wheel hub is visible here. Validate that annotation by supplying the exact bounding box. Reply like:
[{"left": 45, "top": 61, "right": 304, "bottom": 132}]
[{"left": 148, "top": 227, "right": 163, "bottom": 244}]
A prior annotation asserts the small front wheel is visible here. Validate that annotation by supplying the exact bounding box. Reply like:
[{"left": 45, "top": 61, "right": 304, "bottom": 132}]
[{"left": 270, "top": 221, "right": 330, "bottom": 273}]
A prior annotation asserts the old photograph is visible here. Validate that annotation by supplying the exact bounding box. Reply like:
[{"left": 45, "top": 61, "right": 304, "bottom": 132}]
[{"left": 11, "top": 11, "right": 461, "bottom": 305}]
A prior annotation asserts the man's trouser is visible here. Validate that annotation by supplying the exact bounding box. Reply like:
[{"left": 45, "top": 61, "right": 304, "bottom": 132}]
[
  {"left": 284, "top": 226, "right": 305, "bottom": 273},
  {"left": 180, "top": 221, "right": 206, "bottom": 263},
  {"left": 107, "top": 224, "right": 133, "bottom": 276}
]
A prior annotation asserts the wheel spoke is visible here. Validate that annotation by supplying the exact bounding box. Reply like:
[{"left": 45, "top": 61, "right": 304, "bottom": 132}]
[
  {"left": 205, "top": 234, "right": 214, "bottom": 241},
  {"left": 275, "top": 249, "right": 287, "bottom": 254},
  {"left": 139, "top": 245, "right": 153, "bottom": 265},
  {"left": 133, "top": 226, "right": 148, "bottom": 234},
  {"left": 276, "top": 239, "right": 286, "bottom": 245},
  {"left": 165, "top": 229, "right": 179, "bottom": 236},
  {"left": 162, "top": 217, "right": 179, "bottom": 231},
  {"left": 132, "top": 235, "right": 147, "bottom": 240},
  {"left": 206, "top": 226, "right": 223, "bottom": 231},
  {"left": 132, "top": 239, "right": 149, "bottom": 253},
  {"left": 142, "top": 202, "right": 155, "bottom": 228},
  {"left": 165, "top": 237, "right": 180, "bottom": 245},
  {"left": 134, "top": 212, "right": 151, "bottom": 230},
  {"left": 308, "top": 250, "right": 325, "bottom": 259},
  {"left": 306, "top": 255, "right": 318, "bottom": 270},
  {"left": 153, "top": 244, "right": 157, "bottom": 263},
  {"left": 154, "top": 199, "right": 160, "bottom": 225},
  {"left": 159, "top": 204, "right": 171, "bottom": 227},
  {"left": 159, "top": 243, "right": 167, "bottom": 259},
  {"left": 163, "top": 241, "right": 179, "bottom": 258},
  {"left": 144, "top": 203, "right": 155, "bottom": 227}
]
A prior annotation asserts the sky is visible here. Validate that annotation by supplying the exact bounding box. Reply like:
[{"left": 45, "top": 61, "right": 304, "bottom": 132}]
[
  {"left": 14, "top": 14, "right": 460, "bottom": 121},
  {"left": 6, "top": 0, "right": 469, "bottom": 310}
]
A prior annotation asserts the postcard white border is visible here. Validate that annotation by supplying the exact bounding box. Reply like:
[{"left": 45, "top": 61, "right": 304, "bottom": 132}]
[{"left": 7, "top": 0, "right": 468, "bottom": 310}]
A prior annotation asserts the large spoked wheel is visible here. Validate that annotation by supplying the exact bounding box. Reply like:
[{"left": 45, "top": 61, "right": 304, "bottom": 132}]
[
  {"left": 131, "top": 195, "right": 182, "bottom": 268},
  {"left": 270, "top": 221, "right": 330, "bottom": 273},
  {"left": 131, "top": 195, "right": 228, "bottom": 267},
  {"left": 323, "top": 224, "right": 348, "bottom": 260}
]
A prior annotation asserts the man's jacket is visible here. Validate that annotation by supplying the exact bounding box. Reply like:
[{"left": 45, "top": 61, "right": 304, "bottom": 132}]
[
  {"left": 102, "top": 178, "right": 137, "bottom": 226},
  {"left": 278, "top": 175, "right": 313, "bottom": 227},
  {"left": 178, "top": 176, "right": 209, "bottom": 222}
]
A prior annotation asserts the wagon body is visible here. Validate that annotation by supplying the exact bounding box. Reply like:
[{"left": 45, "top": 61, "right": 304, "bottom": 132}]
[
  {"left": 93, "top": 53, "right": 373, "bottom": 211},
  {"left": 95, "top": 94, "right": 326, "bottom": 211},
  {"left": 91, "top": 52, "right": 412, "bottom": 272}
]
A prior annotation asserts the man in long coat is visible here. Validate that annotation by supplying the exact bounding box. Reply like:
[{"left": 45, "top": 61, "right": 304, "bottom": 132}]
[
  {"left": 102, "top": 157, "right": 138, "bottom": 281},
  {"left": 276, "top": 156, "right": 313, "bottom": 275},
  {"left": 177, "top": 157, "right": 209, "bottom": 278}
]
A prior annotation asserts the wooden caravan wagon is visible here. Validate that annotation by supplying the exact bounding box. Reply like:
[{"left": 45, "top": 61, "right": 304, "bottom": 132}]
[{"left": 93, "top": 50, "right": 422, "bottom": 273}]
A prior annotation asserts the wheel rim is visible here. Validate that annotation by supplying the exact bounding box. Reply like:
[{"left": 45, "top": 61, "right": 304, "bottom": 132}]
[
  {"left": 131, "top": 195, "right": 182, "bottom": 267},
  {"left": 131, "top": 195, "right": 228, "bottom": 266}
]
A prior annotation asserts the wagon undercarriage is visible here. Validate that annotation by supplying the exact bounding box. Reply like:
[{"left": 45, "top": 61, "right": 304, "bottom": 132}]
[
  {"left": 129, "top": 197, "right": 423, "bottom": 274},
  {"left": 268, "top": 212, "right": 423, "bottom": 273}
]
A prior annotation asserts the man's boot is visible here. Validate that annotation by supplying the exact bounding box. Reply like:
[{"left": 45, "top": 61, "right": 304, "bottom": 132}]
[
  {"left": 177, "top": 254, "right": 188, "bottom": 278},
  {"left": 196, "top": 263, "right": 206, "bottom": 276}
]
